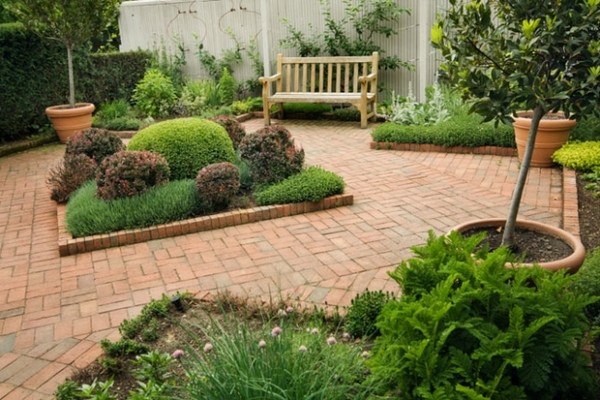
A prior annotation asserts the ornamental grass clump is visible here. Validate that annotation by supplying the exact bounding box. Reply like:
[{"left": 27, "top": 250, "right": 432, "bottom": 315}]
[
  {"left": 181, "top": 317, "right": 374, "bottom": 400},
  {"left": 239, "top": 125, "right": 304, "bottom": 186},
  {"left": 367, "top": 231, "right": 598, "bottom": 399},
  {"left": 96, "top": 151, "right": 170, "bottom": 201},
  {"left": 128, "top": 118, "right": 236, "bottom": 180},
  {"left": 47, "top": 153, "right": 97, "bottom": 203}
]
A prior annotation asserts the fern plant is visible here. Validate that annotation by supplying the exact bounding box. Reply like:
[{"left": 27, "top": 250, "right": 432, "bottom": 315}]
[{"left": 367, "top": 232, "right": 598, "bottom": 400}]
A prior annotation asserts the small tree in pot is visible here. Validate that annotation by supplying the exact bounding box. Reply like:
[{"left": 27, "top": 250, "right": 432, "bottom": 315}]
[
  {"left": 432, "top": 0, "right": 600, "bottom": 249},
  {"left": 8, "top": 0, "right": 120, "bottom": 142}
]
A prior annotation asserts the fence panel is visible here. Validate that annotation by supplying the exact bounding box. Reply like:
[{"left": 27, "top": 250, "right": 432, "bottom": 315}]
[{"left": 119, "top": 0, "right": 448, "bottom": 101}]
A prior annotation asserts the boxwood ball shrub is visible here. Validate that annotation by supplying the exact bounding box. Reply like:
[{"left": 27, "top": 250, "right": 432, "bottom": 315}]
[
  {"left": 47, "top": 154, "right": 97, "bottom": 203},
  {"left": 128, "top": 118, "right": 236, "bottom": 180},
  {"left": 552, "top": 141, "right": 600, "bottom": 171},
  {"left": 65, "top": 128, "right": 124, "bottom": 164},
  {"left": 255, "top": 166, "right": 344, "bottom": 205},
  {"left": 367, "top": 232, "right": 598, "bottom": 399},
  {"left": 211, "top": 115, "right": 246, "bottom": 149},
  {"left": 239, "top": 125, "right": 304, "bottom": 185},
  {"left": 196, "top": 162, "right": 240, "bottom": 211},
  {"left": 96, "top": 151, "right": 170, "bottom": 201}
]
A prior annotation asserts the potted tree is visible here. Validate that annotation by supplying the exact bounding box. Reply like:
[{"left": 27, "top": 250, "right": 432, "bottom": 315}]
[
  {"left": 9, "top": 0, "right": 120, "bottom": 143},
  {"left": 432, "top": 0, "right": 599, "bottom": 270}
]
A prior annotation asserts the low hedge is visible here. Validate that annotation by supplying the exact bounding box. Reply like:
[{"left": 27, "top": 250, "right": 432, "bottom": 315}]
[
  {"left": 552, "top": 141, "right": 600, "bottom": 171},
  {"left": 66, "top": 180, "right": 201, "bottom": 237},
  {"left": 255, "top": 166, "right": 344, "bottom": 205},
  {"left": 371, "top": 114, "right": 515, "bottom": 148}
]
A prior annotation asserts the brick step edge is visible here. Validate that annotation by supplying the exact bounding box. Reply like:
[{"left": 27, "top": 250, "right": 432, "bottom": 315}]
[
  {"left": 57, "top": 194, "right": 354, "bottom": 257},
  {"left": 370, "top": 142, "right": 517, "bottom": 156},
  {"left": 562, "top": 167, "right": 580, "bottom": 238}
]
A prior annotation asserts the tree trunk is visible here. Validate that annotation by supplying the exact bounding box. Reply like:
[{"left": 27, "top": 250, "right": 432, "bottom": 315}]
[
  {"left": 66, "top": 42, "right": 75, "bottom": 107},
  {"left": 501, "top": 104, "right": 545, "bottom": 248}
]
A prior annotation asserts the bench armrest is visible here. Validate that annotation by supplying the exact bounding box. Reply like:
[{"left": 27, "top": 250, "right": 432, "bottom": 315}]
[
  {"left": 358, "top": 73, "right": 377, "bottom": 84},
  {"left": 259, "top": 73, "right": 282, "bottom": 84}
]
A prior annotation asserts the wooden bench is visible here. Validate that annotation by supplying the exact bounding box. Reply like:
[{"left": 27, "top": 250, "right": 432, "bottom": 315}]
[{"left": 259, "top": 52, "right": 379, "bottom": 129}]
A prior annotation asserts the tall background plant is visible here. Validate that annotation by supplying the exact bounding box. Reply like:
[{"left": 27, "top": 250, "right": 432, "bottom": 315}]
[
  {"left": 432, "top": 0, "right": 600, "bottom": 247},
  {"left": 8, "top": 0, "right": 121, "bottom": 107}
]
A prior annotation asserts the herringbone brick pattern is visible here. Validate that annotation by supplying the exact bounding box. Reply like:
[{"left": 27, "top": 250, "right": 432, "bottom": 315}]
[{"left": 0, "top": 119, "right": 562, "bottom": 398}]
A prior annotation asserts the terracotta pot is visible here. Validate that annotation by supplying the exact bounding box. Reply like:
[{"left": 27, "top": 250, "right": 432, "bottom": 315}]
[
  {"left": 451, "top": 218, "right": 585, "bottom": 272},
  {"left": 512, "top": 111, "right": 576, "bottom": 168},
  {"left": 46, "top": 103, "right": 95, "bottom": 143}
]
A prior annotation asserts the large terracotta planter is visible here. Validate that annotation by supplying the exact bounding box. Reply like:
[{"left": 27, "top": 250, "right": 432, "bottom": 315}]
[
  {"left": 451, "top": 218, "right": 585, "bottom": 272},
  {"left": 46, "top": 103, "right": 95, "bottom": 144},
  {"left": 513, "top": 111, "right": 576, "bottom": 168}
]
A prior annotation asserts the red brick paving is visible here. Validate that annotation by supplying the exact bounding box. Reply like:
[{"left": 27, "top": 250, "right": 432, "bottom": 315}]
[{"left": 0, "top": 119, "right": 569, "bottom": 398}]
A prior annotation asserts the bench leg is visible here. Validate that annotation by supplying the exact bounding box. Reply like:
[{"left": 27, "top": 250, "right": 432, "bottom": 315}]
[
  {"left": 359, "top": 103, "right": 367, "bottom": 129},
  {"left": 278, "top": 103, "right": 284, "bottom": 119},
  {"left": 263, "top": 101, "right": 271, "bottom": 126}
]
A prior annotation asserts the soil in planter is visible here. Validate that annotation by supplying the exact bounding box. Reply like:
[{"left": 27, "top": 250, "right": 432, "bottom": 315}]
[
  {"left": 577, "top": 173, "right": 600, "bottom": 251},
  {"left": 462, "top": 227, "right": 573, "bottom": 263}
]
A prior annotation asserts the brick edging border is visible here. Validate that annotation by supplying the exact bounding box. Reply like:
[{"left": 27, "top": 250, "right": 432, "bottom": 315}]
[
  {"left": 57, "top": 194, "right": 354, "bottom": 256},
  {"left": 562, "top": 167, "right": 580, "bottom": 237},
  {"left": 370, "top": 141, "right": 516, "bottom": 156}
]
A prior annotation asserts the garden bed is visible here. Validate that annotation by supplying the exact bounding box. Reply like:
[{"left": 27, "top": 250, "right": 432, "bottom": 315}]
[{"left": 57, "top": 193, "right": 353, "bottom": 256}]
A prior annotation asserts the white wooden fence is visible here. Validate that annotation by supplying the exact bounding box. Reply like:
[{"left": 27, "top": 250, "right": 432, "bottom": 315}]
[{"left": 119, "top": 0, "right": 449, "bottom": 101}]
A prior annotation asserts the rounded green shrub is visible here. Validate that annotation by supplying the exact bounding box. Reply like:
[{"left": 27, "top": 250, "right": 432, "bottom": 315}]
[
  {"left": 132, "top": 68, "right": 177, "bottom": 118},
  {"left": 345, "top": 289, "right": 392, "bottom": 338},
  {"left": 196, "top": 162, "right": 240, "bottom": 211},
  {"left": 211, "top": 115, "right": 246, "bottom": 149},
  {"left": 47, "top": 154, "right": 97, "bottom": 203},
  {"left": 255, "top": 166, "right": 344, "bottom": 205},
  {"left": 96, "top": 151, "right": 170, "bottom": 200},
  {"left": 552, "top": 141, "right": 600, "bottom": 171},
  {"left": 65, "top": 128, "right": 124, "bottom": 164},
  {"left": 127, "top": 118, "right": 236, "bottom": 180},
  {"left": 239, "top": 125, "right": 304, "bottom": 185}
]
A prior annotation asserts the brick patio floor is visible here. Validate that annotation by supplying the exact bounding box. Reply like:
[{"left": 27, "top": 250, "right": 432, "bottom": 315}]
[{"left": 0, "top": 119, "right": 563, "bottom": 399}]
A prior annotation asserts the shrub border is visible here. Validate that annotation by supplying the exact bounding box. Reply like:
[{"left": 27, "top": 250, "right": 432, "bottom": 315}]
[
  {"left": 57, "top": 193, "right": 354, "bottom": 256},
  {"left": 370, "top": 141, "right": 516, "bottom": 156}
]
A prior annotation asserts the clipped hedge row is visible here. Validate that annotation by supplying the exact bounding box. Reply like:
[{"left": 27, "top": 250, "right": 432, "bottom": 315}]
[
  {"left": 0, "top": 22, "right": 150, "bottom": 140},
  {"left": 371, "top": 114, "right": 515, "bottom": 148},
  {"left": 255, "top": 166, "right": 345, "bottom": 205}
]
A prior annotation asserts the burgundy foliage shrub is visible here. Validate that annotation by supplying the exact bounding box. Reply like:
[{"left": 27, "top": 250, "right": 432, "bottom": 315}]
[
  {"left": 195, "top": 162, "right": 241, "bottom": 211},
  {"left": 47, "top": 154, "right": 97, "bottom": 203},
  {"left": 65, "top": 127, "right": 124, "bottom": 164}
]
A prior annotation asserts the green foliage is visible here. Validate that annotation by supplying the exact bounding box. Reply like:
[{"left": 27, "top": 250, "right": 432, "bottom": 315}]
[
  {"left": 385, "top": 83, "right": 451, "bottom": 126},
  {"left": 55, "top": 380, "right": 80, "bottom": 400},
  {"left": 47, "top": 154, "right": 97, "bottom": 203},
  {"left": 100, "top": 338, "right": 150, "bottom": 358},
  {"left": 239, "top": 125, "right": 305, "bottom": 185},
  {"left": 132, "top": 351, "right": 174, "bottom": 384},
  {"left": 433, "top": 0, "right": 600, "bottom": 125},
  {"left": 368, "top": 232, "right": 598, "bottom": 399},
  {"left": 372, "top": 114, "right": 515, "bottom": 148},
  {"left": 571, "top": 115, "right": 600, "bottom": 142},
  {"left": 196, "top": 162, "right": 241, "bottom": 211},
  {"left": 255, "top": 167, "right": 344, "bottom": 205},
  {"left": 92, "top": 99, "right": 144, "bottom": 131},
  {"left": 66, "top": 180, "right": 201, "bottom": 237},
  {"left": 231, "top": 97, "right": 263, "bottom": 115},
  {"left": 120, "top": 296, "right": 171, "bottom": 341},
  {"left": 210, "top": 115, "right": 246, "bottom": 149},
  {"left": 176, "top": 79, "right": 220, "bottom": 116},
  {"left": 197, "top": 43, "right": 242, "bottom": 82},
  {"left": 552, "top": 141, "right": 600, "bottom": 171},
  {"left": 128, "top": 118, "right": 236, "bottom": 180},
  {"left": 582, "top": 166, "right": 600, "bottom": 197},
  {"left": 79, "top": 379, "right": 116, "bottom": 400},
  {"left": 345, "top": 289, "right": 392, "bottom": 338},
  {"left": 281, "top": 0, "right": 412, "bottom": 71},
  {"left": 282, "top": 102, "right": 333, "bottom": 116},
  {"left": 570, "top": 249, "right": 600, "bottom": 325},
  {"left": 218, "top": 68, "right": 236, "bottom": 106},
  {"left": 150, "top": 42, "right": 186, "bottom": 94},
  {"left": 132, "top": 68, "right": 177, "bottom": 118},
  {"left": 332, "top": 107, "right": 360, "bottom": 122},
  {"left": 95, "top": 99, "right": 129, "bottom": 121},
  {"left": 182, "top": 317, "right": 373, "bottom": 400},
  {"left": 96, "top": 151, "right": 170, "bottom": 200},
  {"left": 233, "top": 156, "right": 253, "bottom": 191},
  {"left": 65, "top": 128, "right": 124, "bottom": 164}
]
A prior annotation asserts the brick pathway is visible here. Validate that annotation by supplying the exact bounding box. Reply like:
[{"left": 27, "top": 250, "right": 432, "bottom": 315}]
[{"left": 0, "top": 119, "right": 563, "bottom": 399}]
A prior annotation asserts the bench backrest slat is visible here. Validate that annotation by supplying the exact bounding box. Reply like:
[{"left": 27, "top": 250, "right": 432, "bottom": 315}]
[{"left": 274, "top": 52, "right": 378, "bottom": 94}]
